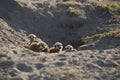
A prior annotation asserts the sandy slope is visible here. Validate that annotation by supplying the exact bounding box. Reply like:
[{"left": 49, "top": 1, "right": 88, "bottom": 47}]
[
  {"left": 0, "top": 45, "right": 120, "bottom": 80},
  {"left": 0, "top": 0, "right": 120, "bottom": 80}
]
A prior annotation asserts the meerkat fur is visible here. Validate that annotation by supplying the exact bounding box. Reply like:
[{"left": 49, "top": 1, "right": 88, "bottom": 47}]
[{"left": 29, "top": 41, "right": 41, "bottom": 52}]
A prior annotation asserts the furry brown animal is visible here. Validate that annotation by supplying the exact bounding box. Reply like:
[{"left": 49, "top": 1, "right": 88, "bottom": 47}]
[
  {"left": 28, "top": 34, "right": 43, "bottom": 44},
  {"left": 49, "top": 42, "right": 63, "bottom": 53},
  {"left": 29, "top": 41, "right": 49, "bottom": 52},
  {"left": 38, "top": 42, "right": 49, "bottom": 52},
  {"left": 28, "top": 34, "right": 49, "bottom": 52},
  {"left": 29, "top": 41, "right": 41, "bottom": 52}
]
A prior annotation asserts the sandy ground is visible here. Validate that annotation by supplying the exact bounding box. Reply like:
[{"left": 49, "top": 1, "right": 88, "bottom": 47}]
[
  {"left": 0, "top": 47, "right": 120, "bottom": 80},
  {"left": 0, "top": 0, "right": 120, "bottom": 80}
]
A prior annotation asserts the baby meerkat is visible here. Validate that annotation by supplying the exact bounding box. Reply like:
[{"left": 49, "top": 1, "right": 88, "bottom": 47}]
[
  {"left": 28, "top": 34, "right": 36, "bottom": 43},
  {"left": 64, "top": 45, "right": 77, "bottom": 52},
  {"left": 27, "top": 33, "right": 46, "bottom": 46},
  {"left": 29, "top": 42, "right": 49, "bottom": 52},
  {"left": 24, "top": 34, "right": 37, "bottom": 48},
  {"left": 28, "top": 34, "right": 43, "bottom": 44},
  {"left": 49, "top": 42, "right": 63, "bottom": 53},
  {"left": 38, "top": 42, "right": 49, "bottom": 52},
  {"left": 28, "top": 34, "right": 49, "bottom": 52}
]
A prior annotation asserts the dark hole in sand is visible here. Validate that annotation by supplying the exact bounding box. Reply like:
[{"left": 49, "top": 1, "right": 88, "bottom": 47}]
[{"left": 0, "top": 0, "right": 84, "bottom": 49}]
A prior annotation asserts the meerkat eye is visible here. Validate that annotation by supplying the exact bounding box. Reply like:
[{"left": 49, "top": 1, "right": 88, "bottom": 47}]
[
  {"left": 41, "top": 43, "right": 46, "bottom": 48},
  {"left": 54, "top": 45, "right": 57, "bottom": 48},
  {"left": 54, "top": 45, "right": 60, "bottom": 49},
  {"left": 54, "top": 44, "right": 57, "bottom": 47},
  {"left": 41, "top": 44, "right": 44, "bottom": 47},
  {"left": 57, "top": 45, "right": 60, "bottom": 47},
  {"left": 38, "top": 43, "right": 43, "bottom": 48}
]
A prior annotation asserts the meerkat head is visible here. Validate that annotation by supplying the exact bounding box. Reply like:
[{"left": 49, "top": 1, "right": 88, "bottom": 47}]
[
  {"left": 28, "top": 34, "right": 37, "bottom": 42},
  {"left": 38, "top": 42, "right": 47, "bottom": 51},
  {"left": 65, "top": 45, "right": 74, "bottom": 52},
  {"left": 53, "top": 42, "right": 63, "bottom": 50}
]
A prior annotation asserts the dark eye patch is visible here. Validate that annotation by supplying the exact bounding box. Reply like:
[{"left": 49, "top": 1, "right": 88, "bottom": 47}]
[{"left": 41, "top": 43, "right": 45, "bottom": 47}]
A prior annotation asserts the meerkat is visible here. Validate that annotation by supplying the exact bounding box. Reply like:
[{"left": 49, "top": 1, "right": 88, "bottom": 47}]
[
  {"left": 64, "top": 45, "right": 77, "bottom": 52},
  {"left": 29, "top": 41, "right": 49, "bottom": 52},
  {"left": 24, "top": 34, "right": 36, "bottom": 48},
  {"left": 28, "top": 34, "right": 43, "bottom": 44},
  {"left": 28, "top": 34, "right": 36, "bottom": 43},
  {"left": 38, "top": 42, "right": 49, "bottom": 52},
  {"left": 27, "top": 34, "right": 49, "bottom": 52},
  {"left": 49, "top": 42, "right": 63, "bottom": 53},
  {"left": 27, "top": 34, "right": 45, "bottom": 46}
]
